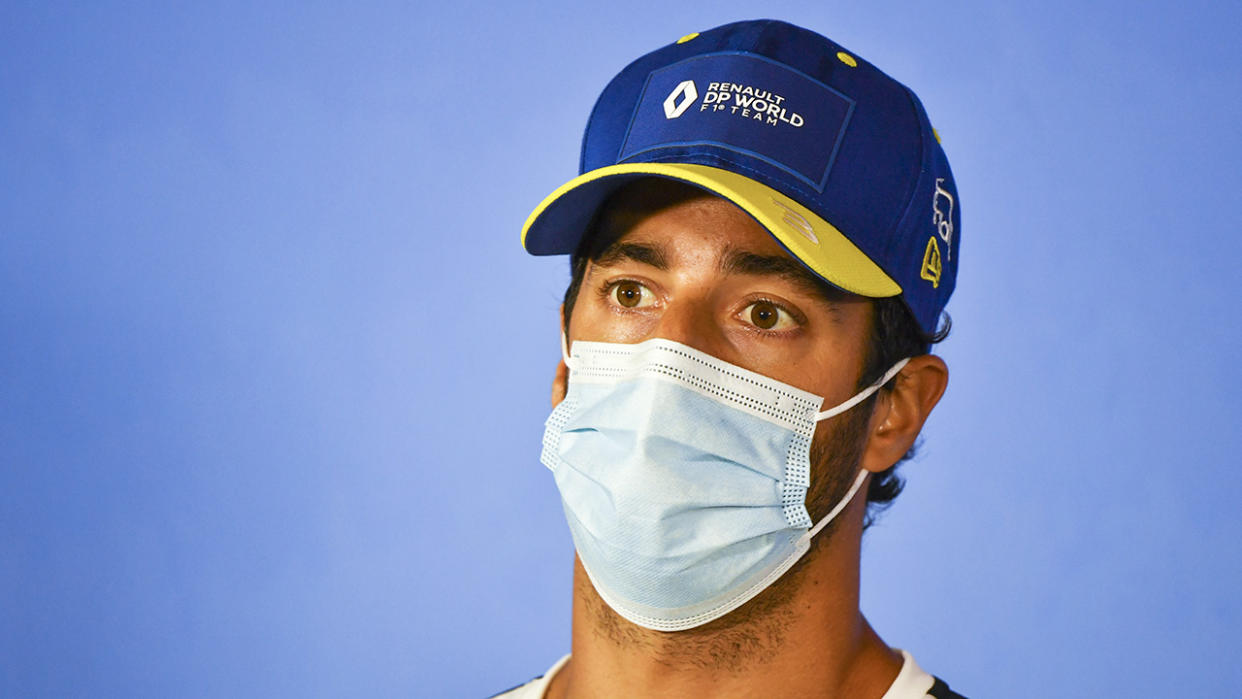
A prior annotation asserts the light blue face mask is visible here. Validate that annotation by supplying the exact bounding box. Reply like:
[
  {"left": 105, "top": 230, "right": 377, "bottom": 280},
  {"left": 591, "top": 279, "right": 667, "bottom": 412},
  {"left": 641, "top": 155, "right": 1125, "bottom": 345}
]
[{"left": 541, "top": 337, "right": 909, "bottom": 632}]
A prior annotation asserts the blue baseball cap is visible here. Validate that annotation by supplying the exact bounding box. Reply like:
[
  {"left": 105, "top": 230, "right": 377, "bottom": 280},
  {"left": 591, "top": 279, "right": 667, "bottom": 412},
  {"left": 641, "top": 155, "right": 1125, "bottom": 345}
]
[{"left": 521, "top": 19, "right": 960, "bottom": 335}]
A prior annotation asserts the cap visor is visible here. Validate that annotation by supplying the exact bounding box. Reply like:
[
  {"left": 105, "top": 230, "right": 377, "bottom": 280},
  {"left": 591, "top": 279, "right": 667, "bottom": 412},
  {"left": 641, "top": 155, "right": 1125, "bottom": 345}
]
[{"left": 521, "top": 163, "right": 901, "bottom": 298}]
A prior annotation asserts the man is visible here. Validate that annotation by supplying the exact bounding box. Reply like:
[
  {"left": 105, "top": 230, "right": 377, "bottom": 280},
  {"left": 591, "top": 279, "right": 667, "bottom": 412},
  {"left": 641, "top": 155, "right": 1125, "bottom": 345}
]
[{"left": 499, "top": 19, "right": 965, "bottom": 698}]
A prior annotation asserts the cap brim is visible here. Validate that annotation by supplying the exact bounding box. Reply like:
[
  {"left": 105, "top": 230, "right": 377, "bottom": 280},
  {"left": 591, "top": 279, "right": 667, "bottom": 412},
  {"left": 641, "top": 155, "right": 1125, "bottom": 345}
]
[{"left": 521, "top": 163, "right": 901, "bottom": 298}]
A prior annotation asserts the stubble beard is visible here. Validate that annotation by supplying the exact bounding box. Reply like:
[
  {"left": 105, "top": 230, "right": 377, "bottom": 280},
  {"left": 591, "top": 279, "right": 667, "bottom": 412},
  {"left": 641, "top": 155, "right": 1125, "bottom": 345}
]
[{"left": 580, "top": 399, "right": 874, "bottom": 673}]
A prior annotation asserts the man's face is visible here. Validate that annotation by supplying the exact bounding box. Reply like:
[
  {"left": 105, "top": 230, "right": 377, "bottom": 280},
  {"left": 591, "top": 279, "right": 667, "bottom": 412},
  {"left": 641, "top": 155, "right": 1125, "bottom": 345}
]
[
  {"left": 563, "top": 181, "right": 880, "bottom": 534},
  {"left": 565, "top": 182, "right": 874, "bottom": 420},
  {"left": 559, "top": 180, "right": 909, "bottom": 639}
]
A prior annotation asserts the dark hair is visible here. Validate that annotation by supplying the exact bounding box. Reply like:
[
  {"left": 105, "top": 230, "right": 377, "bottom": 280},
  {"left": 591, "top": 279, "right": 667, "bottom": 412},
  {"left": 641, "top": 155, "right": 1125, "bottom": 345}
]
[{"left": 559, "top": 182, "right": 950, "bottom": 525}]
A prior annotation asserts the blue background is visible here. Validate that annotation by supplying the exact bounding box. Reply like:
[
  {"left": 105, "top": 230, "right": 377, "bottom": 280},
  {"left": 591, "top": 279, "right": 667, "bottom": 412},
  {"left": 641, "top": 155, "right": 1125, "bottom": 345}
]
[{"left": 3, "top": 2, "right": 1239, "bottom": 697}]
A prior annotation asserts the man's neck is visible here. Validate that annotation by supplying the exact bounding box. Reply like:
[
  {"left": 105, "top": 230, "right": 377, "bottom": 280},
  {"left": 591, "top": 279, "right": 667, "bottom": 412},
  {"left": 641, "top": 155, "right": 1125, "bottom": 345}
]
[{"left": 549, "top": 512, "right": 903, "bottom": 698}]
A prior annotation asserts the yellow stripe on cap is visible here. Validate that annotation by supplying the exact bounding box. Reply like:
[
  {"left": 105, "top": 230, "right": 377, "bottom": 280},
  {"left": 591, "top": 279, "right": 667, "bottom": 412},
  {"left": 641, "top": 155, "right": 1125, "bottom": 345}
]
[{"left": 520, "top": 163, "right": 901, "bottom": 298}]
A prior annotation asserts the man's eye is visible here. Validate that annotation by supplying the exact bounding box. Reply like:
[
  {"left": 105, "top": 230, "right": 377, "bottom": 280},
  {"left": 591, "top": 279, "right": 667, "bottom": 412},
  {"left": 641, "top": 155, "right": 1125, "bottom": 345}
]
[
  {"left": 612, "top": 281, "right": 653, "bottom": 309},
  {"left": 743, "top": 300, "right": 795, "bottom": 331}
]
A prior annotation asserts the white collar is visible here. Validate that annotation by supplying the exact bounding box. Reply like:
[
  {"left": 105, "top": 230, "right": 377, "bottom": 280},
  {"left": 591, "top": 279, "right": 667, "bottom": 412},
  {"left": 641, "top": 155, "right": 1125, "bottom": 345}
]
[
  {"left": 525, "top": 649, "right": 935, "bottom": 698},
  {"left": 880, "top": 649, "right": 936, "bottom": 699}
]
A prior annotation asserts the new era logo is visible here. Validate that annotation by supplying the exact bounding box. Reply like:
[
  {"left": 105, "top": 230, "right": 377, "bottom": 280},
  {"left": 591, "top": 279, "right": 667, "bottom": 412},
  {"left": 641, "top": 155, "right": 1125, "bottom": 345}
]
[{"left": 663, "top": 80, "right": 698, "bottom": 119}]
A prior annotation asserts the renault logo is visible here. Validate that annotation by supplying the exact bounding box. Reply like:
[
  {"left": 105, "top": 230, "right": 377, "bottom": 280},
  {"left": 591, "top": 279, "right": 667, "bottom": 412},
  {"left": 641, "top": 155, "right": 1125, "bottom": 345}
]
[{"left": 663, "top": 80, "right": 698, "bottom": 119}]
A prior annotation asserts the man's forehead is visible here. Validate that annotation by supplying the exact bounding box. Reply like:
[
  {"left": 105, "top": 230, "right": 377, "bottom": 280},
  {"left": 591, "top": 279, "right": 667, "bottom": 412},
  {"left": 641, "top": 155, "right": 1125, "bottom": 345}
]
[
  {"left": 593, "top": 183, "right": 783, "bottom": 261},
  {"left": 593, "top": 178, "right": 723, "bottom": 234},
  {"left": 589, "top": 187, "right": 852, "bottom": 304}
]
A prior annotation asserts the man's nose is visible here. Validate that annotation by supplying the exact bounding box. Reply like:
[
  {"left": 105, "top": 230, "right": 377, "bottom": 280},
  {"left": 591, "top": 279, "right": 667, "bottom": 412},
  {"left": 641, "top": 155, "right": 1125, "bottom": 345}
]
[{"left": 651, "top": 293, "right": 731, "bottom": 361}]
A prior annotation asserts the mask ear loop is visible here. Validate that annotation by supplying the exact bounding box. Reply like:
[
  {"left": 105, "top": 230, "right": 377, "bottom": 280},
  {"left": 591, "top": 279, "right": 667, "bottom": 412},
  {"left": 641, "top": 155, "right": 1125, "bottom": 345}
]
[
  {"left": 801, "top": 469, "right": 869, "bottom": 543},
  {"left": 814, "top": 357, "right": 911, "bottom": 421},
  {"left": 801, "top": 357, "right": 912, "bottom": 541}
]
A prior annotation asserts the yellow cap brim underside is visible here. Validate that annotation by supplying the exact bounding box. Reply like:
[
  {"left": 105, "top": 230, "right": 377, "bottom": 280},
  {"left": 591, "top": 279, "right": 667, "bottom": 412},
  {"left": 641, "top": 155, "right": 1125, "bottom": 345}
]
[{"left": 520, "top": 162, "right": 901, "bottom": 298}]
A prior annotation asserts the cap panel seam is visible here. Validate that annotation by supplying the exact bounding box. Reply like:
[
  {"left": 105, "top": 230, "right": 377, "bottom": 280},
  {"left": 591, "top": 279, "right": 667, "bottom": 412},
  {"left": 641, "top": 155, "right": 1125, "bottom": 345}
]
[{"left": 881, "top": 84, "right": 928, "bottom": 267}]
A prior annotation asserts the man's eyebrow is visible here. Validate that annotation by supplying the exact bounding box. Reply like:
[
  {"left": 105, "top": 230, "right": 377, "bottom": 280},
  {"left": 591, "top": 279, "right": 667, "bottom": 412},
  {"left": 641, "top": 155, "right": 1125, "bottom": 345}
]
[
  {"left": 720, "top": 248, "right": 845, "bottom": 301},
  {"left": 592, "top": 241, "right": 669, "bottom": 270}
]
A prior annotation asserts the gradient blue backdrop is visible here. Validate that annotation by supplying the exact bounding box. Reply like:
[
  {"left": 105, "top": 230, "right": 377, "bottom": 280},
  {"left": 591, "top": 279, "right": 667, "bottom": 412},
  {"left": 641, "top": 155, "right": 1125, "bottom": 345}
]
[{"left": 3, "top": 2, "right": 1239, "bottom": 697}]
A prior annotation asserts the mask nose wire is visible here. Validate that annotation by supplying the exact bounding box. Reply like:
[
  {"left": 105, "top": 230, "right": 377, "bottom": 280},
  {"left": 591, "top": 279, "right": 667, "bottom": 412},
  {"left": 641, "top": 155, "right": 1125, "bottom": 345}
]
[{"left": 814, "top": 357, "right": 911, "bottom": 422}]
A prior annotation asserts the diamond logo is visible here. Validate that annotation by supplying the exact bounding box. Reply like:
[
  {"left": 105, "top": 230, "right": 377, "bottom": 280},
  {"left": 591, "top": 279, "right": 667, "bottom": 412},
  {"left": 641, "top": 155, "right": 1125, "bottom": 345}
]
[{"left": 663, "top": 80, "right": 698, "bottom": 119}]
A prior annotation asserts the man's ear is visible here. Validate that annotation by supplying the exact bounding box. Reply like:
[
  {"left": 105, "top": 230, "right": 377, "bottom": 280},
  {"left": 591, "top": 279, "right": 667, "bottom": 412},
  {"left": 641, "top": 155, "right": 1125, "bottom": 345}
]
[
  {"left": 860, "top": 355, "right": 948, "bottom": 473},
  {"left": 552, "top": 304, "right": 568, "bottom": 407}
]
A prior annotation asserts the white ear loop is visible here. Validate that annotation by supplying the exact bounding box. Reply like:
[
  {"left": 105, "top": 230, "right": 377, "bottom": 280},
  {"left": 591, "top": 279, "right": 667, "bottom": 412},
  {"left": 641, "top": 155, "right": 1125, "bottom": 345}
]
[
  {"left": 801, "top": 468, "right": 869, "bottom": 542},
  {"left": 800, "top": 357, "right": 911, "bottom": 541},
  {"left": 814, "top": 358, "right": 910, "bottom": 421}
]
